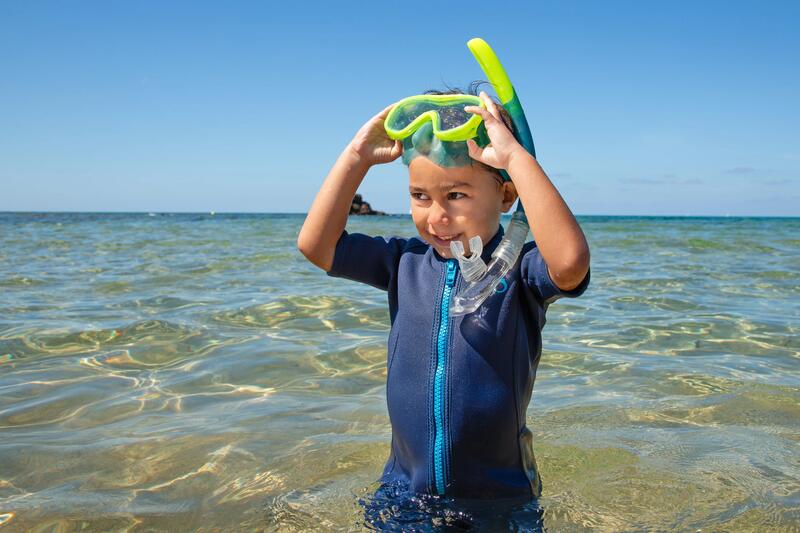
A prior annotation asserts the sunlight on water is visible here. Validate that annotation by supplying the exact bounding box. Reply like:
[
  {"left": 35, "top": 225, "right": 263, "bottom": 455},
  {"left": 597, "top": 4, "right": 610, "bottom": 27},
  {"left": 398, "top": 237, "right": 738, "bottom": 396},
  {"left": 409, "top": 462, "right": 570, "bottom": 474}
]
[{"left": 0, "top": 213, "right": 798, "bottom": 531}]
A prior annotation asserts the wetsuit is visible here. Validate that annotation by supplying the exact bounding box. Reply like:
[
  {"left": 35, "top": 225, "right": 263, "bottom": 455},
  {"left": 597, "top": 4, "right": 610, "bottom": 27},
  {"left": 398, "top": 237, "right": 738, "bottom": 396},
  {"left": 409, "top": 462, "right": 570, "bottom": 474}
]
[{"left": 327, "top": 226, "right": 589, "bottom": 498}]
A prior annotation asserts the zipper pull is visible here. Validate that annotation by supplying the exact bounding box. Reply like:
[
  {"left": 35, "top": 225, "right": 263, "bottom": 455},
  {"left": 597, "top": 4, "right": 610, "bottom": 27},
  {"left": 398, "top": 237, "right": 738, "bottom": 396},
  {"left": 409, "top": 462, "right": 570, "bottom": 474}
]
[{"left": 445, "top": 259, "right": 457, "bottom": 287}]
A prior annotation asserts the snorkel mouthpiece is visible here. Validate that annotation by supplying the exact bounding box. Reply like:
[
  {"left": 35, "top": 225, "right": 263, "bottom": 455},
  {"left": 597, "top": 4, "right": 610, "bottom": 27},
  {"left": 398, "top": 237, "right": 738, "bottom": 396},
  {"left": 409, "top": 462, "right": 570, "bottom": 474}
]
[
  {"left": 449, "top": 210, "right": 528, "bottom": 315},
  {"left": 449, "top": 236, "right": 487, "bottom": 282}
]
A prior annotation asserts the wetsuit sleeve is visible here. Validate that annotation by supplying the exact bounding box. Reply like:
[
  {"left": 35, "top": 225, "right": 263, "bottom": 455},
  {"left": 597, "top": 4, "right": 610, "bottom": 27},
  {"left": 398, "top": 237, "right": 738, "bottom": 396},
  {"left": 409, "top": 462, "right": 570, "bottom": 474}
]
[
  {"left": 519, "top": 242, "right": 590, "bottom": 303},
  {"left": 326, "top": 231, "right": 406, "bottom": 292}
]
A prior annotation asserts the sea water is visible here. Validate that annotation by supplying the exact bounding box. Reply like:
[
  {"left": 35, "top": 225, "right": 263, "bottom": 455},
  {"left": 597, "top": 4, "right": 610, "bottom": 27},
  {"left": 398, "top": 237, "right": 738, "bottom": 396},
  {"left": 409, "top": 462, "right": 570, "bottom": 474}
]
[{"left": 0, "top": 213, "right": 798, "bottom": 531}]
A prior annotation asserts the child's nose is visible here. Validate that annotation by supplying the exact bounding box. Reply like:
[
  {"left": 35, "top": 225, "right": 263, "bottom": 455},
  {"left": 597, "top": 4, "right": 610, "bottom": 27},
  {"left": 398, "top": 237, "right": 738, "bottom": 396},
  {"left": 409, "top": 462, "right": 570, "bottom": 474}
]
[{"left": 427, "top": 202, "right": 450, "bottom": 226}]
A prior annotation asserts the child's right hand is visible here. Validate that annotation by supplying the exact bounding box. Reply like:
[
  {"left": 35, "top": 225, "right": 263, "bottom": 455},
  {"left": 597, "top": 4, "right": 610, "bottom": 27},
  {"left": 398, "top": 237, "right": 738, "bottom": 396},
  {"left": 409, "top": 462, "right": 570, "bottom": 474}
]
[{"left": 347, "top": 104, "right": 403, "bottom": 166}]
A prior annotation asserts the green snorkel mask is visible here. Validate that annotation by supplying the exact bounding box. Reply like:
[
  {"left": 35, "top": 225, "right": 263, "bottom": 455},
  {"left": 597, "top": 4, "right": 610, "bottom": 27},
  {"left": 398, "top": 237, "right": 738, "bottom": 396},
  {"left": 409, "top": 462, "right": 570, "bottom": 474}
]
[
  {"left": 385, "top": 94, "right": 484, "bottom": 142},
  {"left": 384, "top": 94, "right": 499, "bottom": 172}
]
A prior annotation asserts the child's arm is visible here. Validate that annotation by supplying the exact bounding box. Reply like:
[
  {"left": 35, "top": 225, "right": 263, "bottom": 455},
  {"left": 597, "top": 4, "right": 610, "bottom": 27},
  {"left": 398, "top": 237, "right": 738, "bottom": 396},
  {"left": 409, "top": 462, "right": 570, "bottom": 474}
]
[
  {"left": 504, "top": 151, "right": 589, "bottom": 291},
  {"left": 465, "top": 93, "right": 590, "bottom": 291},
  {"left": 297, "top": 104, "right": 402, "bottom": 271}
]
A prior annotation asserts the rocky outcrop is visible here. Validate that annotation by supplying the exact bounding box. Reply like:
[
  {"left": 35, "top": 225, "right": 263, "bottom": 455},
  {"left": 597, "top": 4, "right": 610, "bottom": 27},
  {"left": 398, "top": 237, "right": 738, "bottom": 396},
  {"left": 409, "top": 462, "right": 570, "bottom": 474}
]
[{"left": 350, "top": 194, "right": 385, "bottom": 215}]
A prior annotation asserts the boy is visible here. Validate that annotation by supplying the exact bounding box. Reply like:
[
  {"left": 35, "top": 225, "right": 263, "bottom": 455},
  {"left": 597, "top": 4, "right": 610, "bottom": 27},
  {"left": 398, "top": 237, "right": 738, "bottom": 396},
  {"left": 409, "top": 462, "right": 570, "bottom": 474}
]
[{"left": 297, "top": 91, "right": 590, "bottom": 500}]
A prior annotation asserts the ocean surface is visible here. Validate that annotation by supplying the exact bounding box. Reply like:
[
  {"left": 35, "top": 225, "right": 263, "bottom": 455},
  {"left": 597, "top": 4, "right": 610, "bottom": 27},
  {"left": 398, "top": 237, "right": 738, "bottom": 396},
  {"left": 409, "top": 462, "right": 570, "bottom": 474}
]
[{"left": 0, "top": 212, "right": 798, "bottom": 532}]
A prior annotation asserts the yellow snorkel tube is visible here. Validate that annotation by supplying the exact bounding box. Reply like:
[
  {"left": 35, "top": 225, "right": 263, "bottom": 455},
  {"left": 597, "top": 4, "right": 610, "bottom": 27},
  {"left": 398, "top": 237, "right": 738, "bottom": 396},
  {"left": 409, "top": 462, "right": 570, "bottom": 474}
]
[{"left": 449, "top": 38, "right": 534, "bottom": 316}]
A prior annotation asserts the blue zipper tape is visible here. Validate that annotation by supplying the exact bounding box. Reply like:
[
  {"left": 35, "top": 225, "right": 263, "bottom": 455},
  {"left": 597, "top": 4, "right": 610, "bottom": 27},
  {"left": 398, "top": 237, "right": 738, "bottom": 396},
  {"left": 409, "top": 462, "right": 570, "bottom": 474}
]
[{"left": 433, "top": 259, "right": 457, "bottom": 495}]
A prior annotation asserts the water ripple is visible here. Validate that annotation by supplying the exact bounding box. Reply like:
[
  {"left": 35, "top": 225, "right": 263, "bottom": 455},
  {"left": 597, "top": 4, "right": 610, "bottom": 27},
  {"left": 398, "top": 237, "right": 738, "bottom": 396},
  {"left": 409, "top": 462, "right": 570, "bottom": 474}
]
[{"left": 0, "top": 213, "right": 798, "bottom": 531}]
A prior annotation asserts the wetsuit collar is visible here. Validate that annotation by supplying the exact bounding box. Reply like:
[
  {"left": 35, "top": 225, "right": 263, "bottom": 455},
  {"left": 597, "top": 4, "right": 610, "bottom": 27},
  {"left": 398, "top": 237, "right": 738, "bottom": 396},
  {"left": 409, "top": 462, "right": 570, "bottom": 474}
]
[{"left": 480, "top": 225, "right": 505, "bottom": 263}]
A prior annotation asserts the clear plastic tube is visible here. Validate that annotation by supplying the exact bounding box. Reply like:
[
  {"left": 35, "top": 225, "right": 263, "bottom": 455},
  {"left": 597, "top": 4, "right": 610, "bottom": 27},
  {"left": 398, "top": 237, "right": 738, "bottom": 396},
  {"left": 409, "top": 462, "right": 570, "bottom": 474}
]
[{"left": 450, "top": 211, "right": 529, "bottom": 316}]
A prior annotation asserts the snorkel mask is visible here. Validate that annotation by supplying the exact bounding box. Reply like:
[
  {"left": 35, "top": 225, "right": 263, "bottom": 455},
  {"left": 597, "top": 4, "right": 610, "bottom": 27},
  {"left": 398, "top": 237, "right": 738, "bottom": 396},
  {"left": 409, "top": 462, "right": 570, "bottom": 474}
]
[
  {"left": 386, "top": 38, "right": 537, "bottom": 316},
  {"left": 385, "top": 94, "right": 492, "bottom": 168}
]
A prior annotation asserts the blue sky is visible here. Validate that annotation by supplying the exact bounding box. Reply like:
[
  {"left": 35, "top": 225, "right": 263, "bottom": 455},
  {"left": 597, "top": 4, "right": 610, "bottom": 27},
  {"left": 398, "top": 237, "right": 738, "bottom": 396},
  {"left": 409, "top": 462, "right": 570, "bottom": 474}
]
[{"left": 1, "top": 1, "right": 798, "bottom": 216}]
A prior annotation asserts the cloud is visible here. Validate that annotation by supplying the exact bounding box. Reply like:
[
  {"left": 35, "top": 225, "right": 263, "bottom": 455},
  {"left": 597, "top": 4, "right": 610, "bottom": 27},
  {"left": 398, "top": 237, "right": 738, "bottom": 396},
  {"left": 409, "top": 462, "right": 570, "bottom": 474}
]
[
  {"left": 619, "top": 177, "right": 662, "bottom": 185},
  {"left": 724, "top": 167, "right": 799, "bottom": 185},
  {"left": 619, "top": 175, "right": 701, "bottom": 185},
  {"left": 724, "top": 166, "right": 756, "bottom": 175},
  {"left": 763, "top": 177, "right": 796, "bottom": 186}
]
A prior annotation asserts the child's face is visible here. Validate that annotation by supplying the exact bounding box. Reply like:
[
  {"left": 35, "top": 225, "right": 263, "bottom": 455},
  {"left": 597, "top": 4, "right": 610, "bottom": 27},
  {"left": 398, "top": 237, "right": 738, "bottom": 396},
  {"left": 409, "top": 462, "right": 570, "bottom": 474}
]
[{"left": 408, "top": 157, "right": 517, "bottom": 259}]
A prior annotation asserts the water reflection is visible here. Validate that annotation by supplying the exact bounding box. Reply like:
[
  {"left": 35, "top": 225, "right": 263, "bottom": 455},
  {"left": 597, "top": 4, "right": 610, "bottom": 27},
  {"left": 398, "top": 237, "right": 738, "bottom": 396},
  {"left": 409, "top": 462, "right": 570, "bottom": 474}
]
[{"left": 0, "top": 213, "right": 798, "bottom": 531}]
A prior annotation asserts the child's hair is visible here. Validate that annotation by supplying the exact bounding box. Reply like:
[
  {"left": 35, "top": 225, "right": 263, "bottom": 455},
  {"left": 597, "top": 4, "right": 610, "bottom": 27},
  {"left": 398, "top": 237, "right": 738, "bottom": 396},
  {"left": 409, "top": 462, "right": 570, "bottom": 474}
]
[{"left": 424, "top": 81, "right": 516, "bottom": 186}]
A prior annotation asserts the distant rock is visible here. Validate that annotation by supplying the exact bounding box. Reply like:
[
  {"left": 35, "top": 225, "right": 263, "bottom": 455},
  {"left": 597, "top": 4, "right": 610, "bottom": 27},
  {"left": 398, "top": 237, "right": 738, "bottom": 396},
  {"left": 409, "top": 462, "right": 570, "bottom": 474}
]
[{"left": 350, "top": 193, "right": 385, "bottom": 215}]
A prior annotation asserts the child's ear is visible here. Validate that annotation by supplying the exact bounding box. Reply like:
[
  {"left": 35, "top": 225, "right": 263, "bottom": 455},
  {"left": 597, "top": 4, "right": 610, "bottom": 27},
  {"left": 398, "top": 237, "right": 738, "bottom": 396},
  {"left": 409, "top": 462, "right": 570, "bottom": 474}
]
[{"left": 500, "top": 182, "right": 518, "bottom": 212}]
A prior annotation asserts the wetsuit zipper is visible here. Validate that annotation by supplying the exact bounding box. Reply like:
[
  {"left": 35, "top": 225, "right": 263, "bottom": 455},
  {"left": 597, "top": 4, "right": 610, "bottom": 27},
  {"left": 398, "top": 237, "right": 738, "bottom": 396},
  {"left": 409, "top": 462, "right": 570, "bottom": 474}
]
[{"left": 432, "top": 259, "right": 457, "bottom": 495}]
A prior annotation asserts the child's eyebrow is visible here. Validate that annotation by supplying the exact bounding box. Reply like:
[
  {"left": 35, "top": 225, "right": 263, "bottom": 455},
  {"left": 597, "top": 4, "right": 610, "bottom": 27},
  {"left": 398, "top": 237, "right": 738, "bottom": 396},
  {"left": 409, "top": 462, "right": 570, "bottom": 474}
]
[{"left": 409, "top": 181, "right": 472, "bottom": 192}]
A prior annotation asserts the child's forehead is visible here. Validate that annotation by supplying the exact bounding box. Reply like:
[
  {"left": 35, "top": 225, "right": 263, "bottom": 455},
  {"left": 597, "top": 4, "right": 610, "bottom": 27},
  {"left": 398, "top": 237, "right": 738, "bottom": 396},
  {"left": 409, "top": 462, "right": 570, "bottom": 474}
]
[
  {"left": 409, "top": 178, "right": 473, "bottom": 192},
  {"left": 408, "top": 160, "right": 492, "bottom": 189}
]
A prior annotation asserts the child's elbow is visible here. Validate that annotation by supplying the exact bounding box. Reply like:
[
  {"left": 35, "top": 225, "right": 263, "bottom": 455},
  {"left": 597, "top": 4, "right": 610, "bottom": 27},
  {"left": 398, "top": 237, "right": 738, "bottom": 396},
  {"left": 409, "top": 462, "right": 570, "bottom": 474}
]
[
  {"left": 296, "top": 234, "right": 316, "bottom": 263},
  {"left": 296, "top": 236, "right": 333, "bottom": 272},
  {"left": 552, "top": 247, "right": 590, "bottom": 290},
  {"left": 296, "top": 233, "right": 311, "bottom": 258}
]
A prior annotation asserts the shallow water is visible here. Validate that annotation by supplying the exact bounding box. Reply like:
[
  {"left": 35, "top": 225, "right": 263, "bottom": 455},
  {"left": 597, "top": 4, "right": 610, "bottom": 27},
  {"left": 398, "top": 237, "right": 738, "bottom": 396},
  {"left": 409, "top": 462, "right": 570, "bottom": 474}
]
[{"left": 0, "top": 212, "right": 798, "bottom": 532}]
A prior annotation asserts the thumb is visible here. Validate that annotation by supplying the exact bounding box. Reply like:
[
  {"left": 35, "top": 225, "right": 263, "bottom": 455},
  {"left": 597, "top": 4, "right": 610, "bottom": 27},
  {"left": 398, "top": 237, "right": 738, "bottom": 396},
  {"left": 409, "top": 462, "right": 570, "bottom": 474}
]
[
  {"left": 390, "top": 140, "right": 403, "bottom": 159},
  {"left": 466, "top": 139, "right": 485, "bottom": 162}
]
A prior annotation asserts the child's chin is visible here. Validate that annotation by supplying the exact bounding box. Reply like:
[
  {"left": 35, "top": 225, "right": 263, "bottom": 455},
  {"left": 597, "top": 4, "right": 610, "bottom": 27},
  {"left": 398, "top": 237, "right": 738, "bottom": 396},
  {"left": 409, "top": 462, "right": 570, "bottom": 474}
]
[
  {"left": 426, "top": 235, "right": 460, "bottom": 258},
  {"left": 433, "top": 245, "right": 452, "bottom": 258}
]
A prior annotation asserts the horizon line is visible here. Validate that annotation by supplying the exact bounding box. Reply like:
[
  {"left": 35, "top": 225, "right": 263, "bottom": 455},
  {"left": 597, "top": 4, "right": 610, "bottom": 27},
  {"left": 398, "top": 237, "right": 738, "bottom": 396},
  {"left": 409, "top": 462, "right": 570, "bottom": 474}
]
[{"left": 1, "top": 211, "right": 799, "bottom": 219}]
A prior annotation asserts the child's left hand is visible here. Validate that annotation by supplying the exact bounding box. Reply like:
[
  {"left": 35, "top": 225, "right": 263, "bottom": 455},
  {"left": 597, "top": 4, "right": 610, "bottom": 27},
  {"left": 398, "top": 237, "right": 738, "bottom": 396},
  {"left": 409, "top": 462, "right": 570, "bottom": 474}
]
[{"left": 464, "top": 91, "right": 526, "bottom": 171}]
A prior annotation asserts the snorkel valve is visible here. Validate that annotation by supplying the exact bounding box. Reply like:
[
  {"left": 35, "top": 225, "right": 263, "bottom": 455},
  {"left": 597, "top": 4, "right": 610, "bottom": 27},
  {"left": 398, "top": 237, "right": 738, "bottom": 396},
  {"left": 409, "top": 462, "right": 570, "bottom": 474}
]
[{"left": 449, "top": 38, "right": 536, "bottom": 316}]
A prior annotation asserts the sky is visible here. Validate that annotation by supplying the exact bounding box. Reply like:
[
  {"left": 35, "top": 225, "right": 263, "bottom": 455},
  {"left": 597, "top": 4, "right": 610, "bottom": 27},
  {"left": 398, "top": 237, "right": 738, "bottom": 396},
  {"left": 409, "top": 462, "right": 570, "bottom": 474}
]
[{"left": 1, "top": 1, "right": 798, "bottom": 216}]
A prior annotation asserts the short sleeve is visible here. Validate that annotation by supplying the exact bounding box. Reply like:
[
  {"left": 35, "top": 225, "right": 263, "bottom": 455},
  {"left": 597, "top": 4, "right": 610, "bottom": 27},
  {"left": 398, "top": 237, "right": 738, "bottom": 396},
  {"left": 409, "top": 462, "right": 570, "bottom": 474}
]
[
  {"left": 326, "top": 231, "right": 407, "bottom": 291},
  {"left": 519, "top": 242, "right": 590, "bottom": 303}
]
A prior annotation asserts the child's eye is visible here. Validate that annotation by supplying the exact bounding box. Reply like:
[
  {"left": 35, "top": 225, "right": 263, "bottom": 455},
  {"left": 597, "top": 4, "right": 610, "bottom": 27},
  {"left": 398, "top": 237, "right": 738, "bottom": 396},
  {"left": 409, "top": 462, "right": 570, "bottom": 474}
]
[
  {"left": 447, "top": 192, "right": 466, "bottom": 200},
  {"left": 410, "top": 192, "right": 430, "bottom": 201}
]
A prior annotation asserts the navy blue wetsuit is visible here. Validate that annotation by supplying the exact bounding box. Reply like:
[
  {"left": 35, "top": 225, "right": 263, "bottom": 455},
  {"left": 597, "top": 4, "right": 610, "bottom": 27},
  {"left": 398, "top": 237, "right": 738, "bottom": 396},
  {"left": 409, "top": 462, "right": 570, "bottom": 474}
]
[{"left": 328, "top": 226, "right": 589, "bottom": 499}]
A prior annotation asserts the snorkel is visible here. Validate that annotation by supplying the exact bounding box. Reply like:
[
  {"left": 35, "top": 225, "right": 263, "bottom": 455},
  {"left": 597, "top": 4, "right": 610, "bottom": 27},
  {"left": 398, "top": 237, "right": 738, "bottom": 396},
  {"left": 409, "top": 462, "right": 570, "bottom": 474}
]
[
  {"left": 384, "top": 38, "right": 535, "bottom": 316},
  {"left": 448, "top": 38, "right": 535, "bottom": 316}
]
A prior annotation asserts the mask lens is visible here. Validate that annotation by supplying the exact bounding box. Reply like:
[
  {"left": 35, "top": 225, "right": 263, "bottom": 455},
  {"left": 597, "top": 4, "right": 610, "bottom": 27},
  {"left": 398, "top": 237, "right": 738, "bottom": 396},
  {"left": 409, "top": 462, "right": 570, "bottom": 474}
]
[
  {"left": 386, "top": 101, "right": 434, "bottom": 131},
  {"left": 436, "top": 104, "right": 474, "bottom": 130},
  {"left": 385, "top": 95, "right": 483, "bottom": 140}
]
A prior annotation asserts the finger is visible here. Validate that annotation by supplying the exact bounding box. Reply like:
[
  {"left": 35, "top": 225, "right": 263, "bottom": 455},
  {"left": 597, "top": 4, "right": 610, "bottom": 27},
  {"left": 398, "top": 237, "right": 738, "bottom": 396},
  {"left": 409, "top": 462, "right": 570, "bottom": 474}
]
[
  {"left": 464, "top": 105, "right": 493, "bottom": 122},
  {"left": 479, "top": 91, "right": 502, "bottom": 122},
  {"left": 466, "top": 139, "right": 485, "bottom": 161},
  {"left": 479, "top": 92, "right": 503, "bottom": 123},
  {"left": 467, "top": 105, "right": 502, "bottom": 132}
]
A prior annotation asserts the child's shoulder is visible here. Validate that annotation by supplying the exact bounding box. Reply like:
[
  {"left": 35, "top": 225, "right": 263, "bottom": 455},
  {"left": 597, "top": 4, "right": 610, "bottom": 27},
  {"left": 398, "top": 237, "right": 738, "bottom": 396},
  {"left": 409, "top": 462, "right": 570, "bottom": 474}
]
[
  {"left": 338, "top": 232, "right": 429, "bottom": 262},
  {"left": 371, "top": 234, "right": 428, "bottom": 253},
  {"left": 404, "top": 235, "right": 429, "bottom": 251}
]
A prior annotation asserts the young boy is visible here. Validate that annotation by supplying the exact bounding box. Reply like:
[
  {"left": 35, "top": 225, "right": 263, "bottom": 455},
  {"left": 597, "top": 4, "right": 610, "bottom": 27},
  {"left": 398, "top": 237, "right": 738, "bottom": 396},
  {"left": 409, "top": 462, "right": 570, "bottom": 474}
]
[{"left": 297, "top": 91, "right": 590, "bottom": 500}]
